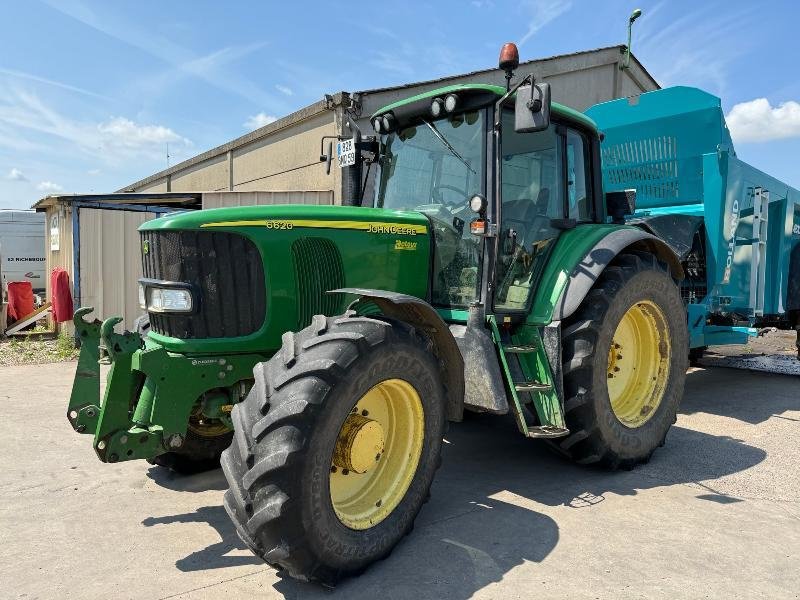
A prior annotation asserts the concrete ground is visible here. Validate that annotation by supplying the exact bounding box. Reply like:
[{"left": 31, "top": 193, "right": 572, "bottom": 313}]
[{"left": 1, "top": 360, "right": 798, "bottom": 600}]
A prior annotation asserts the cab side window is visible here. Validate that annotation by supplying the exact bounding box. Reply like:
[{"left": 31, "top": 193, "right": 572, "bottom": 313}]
[
  {"left": 566, "top": 129, "right": 593, "bottom": 221},
  {"left": 495, "top": 112, "right": 564, "bottom": 311}
]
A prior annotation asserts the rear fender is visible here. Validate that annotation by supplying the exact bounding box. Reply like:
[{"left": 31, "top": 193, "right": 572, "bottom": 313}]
[
  {"left": 332, "top": 288, "right": 465, "bottom": 421},
  {"left": 552, "top": 228, "right": 684, "bottom": 322}
]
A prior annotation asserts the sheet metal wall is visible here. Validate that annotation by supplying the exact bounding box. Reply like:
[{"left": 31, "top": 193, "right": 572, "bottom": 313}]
[
  {"left": 78, "top": 208, "right": 156, "bottom": 330},
  {"left": 202, "top": 190, "right": 333, "bottom": 209}
]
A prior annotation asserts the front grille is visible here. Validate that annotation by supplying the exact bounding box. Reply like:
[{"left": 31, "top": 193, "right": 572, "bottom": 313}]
[{"left": 141, "top": 230, "right": 266, "bottom": 339}]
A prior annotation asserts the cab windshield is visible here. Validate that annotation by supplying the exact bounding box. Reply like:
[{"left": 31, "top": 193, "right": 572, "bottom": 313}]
[{"left": 375, "top": 109, "right": 486, "bottom": 308}]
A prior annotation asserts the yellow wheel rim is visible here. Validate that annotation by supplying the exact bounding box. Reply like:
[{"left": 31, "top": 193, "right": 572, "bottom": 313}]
[
  {"left": 607, "top": 300, "right": 671, "bottom": 428},
  {"left": 187, "top": 405, "right": 230, "bottom": 438},
  {"left": 330, "top": 379, "right": 424, "bottom": 530}
]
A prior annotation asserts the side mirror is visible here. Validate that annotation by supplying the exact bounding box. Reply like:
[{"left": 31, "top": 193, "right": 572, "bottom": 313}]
[
  {"left": 515, "top": 82, "right": 551, "bottom": 133},
  {"left": 606, "top": 189, "right": 637, "bottom": 224}
]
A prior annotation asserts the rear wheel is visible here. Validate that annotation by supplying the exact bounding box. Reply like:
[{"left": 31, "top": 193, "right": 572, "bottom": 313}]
[
  {"left": 556, "top": 251, "right": 688, "bottom": 468},
  {"left": 221, "top": 313, "right": 446, "bottom": 584}
]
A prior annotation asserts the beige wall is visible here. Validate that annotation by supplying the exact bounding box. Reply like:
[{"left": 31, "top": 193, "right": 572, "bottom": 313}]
[
  {"left": 130, "top": 110, "right": 339, "bottom": 203},
  {"left": 135, "top": 180, "right": 169, "bottom": 193},
  {"left": 202, "top": 190, "right": 333, "bottom": 209},
  {"left": 171, "top": 153, "right": 229, "bottom": 192},
  {"left": 78, "top": 208, "right": 155, "bottom": 330},
  {"left": 231, "top": 111, "right": 337, "bottom": 193}
]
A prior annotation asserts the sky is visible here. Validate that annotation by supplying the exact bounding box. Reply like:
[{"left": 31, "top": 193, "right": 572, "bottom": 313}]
[{"left": 0, "top": 0, "right": 798, "bottom": 210}]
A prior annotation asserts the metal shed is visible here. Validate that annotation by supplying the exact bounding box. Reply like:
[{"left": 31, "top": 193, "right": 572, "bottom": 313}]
[
  {"left": 122, "top": 46, "right": 659, "bottom": 206},
  {"left": 32, "top": 193, "right": 201, "bottom": 332}
]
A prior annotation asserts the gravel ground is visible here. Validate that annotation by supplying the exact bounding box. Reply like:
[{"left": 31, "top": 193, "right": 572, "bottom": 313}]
[{"left": 0, "top": 334, "right": 79, "bottom": 366}]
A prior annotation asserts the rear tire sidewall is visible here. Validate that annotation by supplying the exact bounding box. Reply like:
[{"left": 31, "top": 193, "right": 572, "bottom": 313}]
[
  {"left": 301, "top": 339, "right": 445, "bottom": 569},
  {"left": 590, "top": 268, "right": 687, "bottom": 459}
]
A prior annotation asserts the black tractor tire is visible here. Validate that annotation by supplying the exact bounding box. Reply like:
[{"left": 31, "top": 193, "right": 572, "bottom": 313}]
[
  {"left": 554, "top": 251, "right": 688, "bottom": 469},
  {"left": 149, "top": 428, "right": 233, "bottom": 475},
  {"left": 221, "top": 313, "right": 447, "bottom": 585}
]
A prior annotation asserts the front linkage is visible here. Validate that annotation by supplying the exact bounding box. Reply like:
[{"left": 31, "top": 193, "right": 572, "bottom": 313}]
[{"left": 66, "top": 307, "right": 263, "bottom": 463}]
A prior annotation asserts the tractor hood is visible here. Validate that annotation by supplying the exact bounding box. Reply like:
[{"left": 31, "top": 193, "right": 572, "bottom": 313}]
[{"left": 137, "top": 205, "right": 432, "bottom": 354}]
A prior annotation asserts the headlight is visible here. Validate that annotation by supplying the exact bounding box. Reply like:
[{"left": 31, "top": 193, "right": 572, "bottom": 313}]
[
  {"left": 138, "top": 283, "right": 146, "bottom": 309},
  {"left": 147, "top": 287, "right": 193, "bottom": 313},
  {"left": 444, "top": 93, "right": 458, "bottom": 112}
]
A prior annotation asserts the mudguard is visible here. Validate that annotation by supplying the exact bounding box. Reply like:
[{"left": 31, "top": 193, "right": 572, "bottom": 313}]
[
  {"left": 332, "top": 288, "right": 466, "bottom": 421},
  {"left": 552, "top": 228, "right": 683, "bottom": 322}
]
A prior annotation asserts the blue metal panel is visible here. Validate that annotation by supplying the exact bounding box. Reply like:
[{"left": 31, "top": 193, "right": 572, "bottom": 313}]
[
  {"left": 586, "top": 86, "right": 800, "bottom": 324},
  {"left": 585, "top": 86, "right": 734, "bottom": 210}
]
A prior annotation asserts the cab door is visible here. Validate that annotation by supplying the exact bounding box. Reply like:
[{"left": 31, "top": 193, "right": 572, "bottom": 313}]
[{"left": 494, "top": 115, "right": 594, "bottom": 314}]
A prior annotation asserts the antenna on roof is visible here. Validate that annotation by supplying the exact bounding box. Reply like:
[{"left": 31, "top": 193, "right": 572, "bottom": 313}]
[
  {"left": 620, "top": 8, "right": 642, "bottom": 71},
  {"left": 166, "top": 143, "right": 170, "bottom": 167}
]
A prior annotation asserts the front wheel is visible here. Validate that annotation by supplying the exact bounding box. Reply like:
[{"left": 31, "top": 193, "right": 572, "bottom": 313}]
[
  {"left": 221, "top": 313, "right": 446, "bottom": 584},
  {"left": 555, "top": 251, "right": 688, "bottom": 469}
]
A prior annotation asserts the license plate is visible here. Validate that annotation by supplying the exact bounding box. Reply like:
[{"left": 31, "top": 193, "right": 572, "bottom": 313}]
[{"left": 336, "top": 138, "right": 356, "bottom": 168}]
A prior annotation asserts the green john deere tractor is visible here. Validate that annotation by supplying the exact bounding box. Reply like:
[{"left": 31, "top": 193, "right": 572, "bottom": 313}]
[{"left": 67, "top": 46, "right": 687, "bottom": 583}]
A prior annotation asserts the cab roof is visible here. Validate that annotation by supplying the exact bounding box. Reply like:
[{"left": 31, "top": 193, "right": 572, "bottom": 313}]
[{"left": 372, "top": 83, "right": 598, "bottom": 134}]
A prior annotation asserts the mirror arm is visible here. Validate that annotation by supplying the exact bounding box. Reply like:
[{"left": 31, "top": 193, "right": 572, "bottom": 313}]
[{"left": 494, "top": 73, "right": 534, "bottom": 129}]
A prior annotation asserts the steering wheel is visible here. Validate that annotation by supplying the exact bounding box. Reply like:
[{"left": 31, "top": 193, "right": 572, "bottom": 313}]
[{"left": 432, "top": 184, "right": 469, "bottom": 208}]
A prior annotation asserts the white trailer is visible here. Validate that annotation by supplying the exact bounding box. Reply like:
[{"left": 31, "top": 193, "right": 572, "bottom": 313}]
[{"left": 0, "top": 210, "right": 46, "bottom": 293}]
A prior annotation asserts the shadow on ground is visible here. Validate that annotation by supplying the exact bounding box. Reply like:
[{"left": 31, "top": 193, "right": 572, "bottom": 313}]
[
  {"left": 144, "top": 368, "right": 775, "bottom": 599},
  {"left": 680, "top": 365, "right": 799, "bottom": 424},
  {"left": 142, "top": 505, "right": 262, "bottom": 571}
]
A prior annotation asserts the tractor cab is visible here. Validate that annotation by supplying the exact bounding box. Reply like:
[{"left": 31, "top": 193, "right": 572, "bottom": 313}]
[{"left": 367, "top": 58, "right": 607, "bottom": 321}]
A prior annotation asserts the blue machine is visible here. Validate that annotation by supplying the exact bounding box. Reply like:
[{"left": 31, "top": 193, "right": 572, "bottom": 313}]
[{"left": 586, "top": 86, "right": 800, "bottom": 354}]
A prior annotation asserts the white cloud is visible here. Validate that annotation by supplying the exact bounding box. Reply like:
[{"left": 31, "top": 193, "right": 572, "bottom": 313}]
[
  {"left": 726, "top": 98, "right": 800, "bottom": 143},
  {"left": 0, "top": 88, "right": 192, "bottom": 162},
  {"left": 97, "top": 117, "right": 189, "bottom": 151},
  {"left": 87, "top": 168, "right": 101, "bottom": 175},
  {"left": 6, "top": 168, "right": 28, "bottom": 181},
  {"left": 37, "top": 181, "right": 63, "bottom": 193},
  {"left": 244, "top": 112, "right": 277, "bottom": 131},
  {"left": 275, "top": 84, "right": 293, "bottom": 96},
  {"left": 518, "top": 0, "right": 572, "bottom": 46}
]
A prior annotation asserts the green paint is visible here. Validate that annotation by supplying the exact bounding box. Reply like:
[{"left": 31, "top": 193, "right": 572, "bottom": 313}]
[
  {"left": 528, "top": 223, "right": 635, "bottom": 324},
  {"left": 67, "top": 308, "right": 102, "bottom": 435},
  {"left": 510, "top": 324, "right": 565, "bottom": 429},
  {"left": 436, "top": 307, "right": 470, "bottom": 323},
  {"left": 142, "top": 205, "right": 432, "bottom": 355},
  {"left": 372, "top": 82, "right": 598, "bottom": 133},
  {"left": 487, "top": 315, "right": 565, "bottom": 435},
  {"left": 69, "top": 310, "right": 269, "bottom": 463}
]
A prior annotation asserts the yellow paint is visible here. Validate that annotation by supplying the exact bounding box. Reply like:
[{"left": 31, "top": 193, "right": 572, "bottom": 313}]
[
  {"left": 201, "top": 219, "right": 427, "bottom": 236},
  {"left": 394, "top": 240, "right": 418, "bottom": 251},
  {"left": 332, "top": 414, "right": 385, "bottom": 474},
  {"left": 330, "top": 378, "right": 425, "bottom": 530},
  {"left": 607, "top": 300, "right": 671, "bottom": 428}
]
